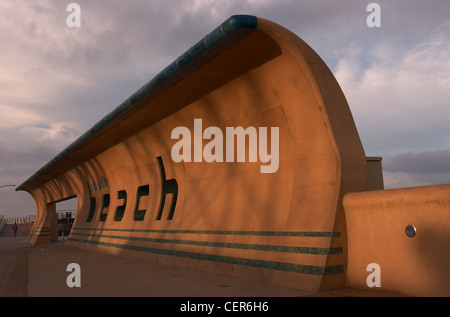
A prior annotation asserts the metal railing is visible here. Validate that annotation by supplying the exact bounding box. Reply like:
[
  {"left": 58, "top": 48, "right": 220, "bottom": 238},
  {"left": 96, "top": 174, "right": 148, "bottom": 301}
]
[{"left": 5, "top": 215, "right": 36, "bottom": 224}]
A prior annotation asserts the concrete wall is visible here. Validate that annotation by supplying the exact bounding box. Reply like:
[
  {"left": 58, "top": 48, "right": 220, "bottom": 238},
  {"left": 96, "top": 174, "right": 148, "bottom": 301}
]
[{"left": 344, "top": 184, "right": 450, "bottom": 296}]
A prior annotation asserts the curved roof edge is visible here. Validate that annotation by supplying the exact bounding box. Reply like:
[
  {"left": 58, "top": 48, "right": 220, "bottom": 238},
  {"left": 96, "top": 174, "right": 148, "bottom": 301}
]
[{"left": 16, "top": 15, "right": 257, "bottom": 192}]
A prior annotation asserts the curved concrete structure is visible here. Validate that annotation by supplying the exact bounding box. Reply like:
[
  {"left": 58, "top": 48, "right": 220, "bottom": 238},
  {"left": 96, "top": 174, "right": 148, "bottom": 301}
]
[{"left": 16, "top": 15, "right": 369, "bottom": 292}]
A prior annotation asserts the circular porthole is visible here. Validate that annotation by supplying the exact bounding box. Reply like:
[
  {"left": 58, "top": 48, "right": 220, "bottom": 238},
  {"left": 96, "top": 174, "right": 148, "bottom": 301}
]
[{"left": 405, "top": 225, "right": 416, "bottom": 238}]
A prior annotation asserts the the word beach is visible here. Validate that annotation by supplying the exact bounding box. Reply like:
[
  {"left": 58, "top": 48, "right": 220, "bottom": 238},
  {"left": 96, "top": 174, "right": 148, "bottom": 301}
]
[{"left": 171, "top": 119, "right": 279, "bottom": 173}]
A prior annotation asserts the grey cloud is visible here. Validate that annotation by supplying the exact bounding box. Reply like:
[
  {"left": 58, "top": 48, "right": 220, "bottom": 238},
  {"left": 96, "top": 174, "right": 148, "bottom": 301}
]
[
  {"left": 383, "top": 149, "right": 450, "bottom": 174},
  {"left": 0, "top": 144, "right": 59, "bottom": 181}
]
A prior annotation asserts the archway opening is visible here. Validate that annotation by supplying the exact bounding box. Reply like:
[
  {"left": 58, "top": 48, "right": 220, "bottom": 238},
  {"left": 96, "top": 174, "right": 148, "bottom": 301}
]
[{"left": 55, "top": 196, "right": 78, "bottom": 241}]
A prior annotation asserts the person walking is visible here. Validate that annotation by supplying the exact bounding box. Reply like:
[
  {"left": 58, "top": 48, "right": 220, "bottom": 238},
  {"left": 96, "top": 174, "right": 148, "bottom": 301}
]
[{"left": 13, "top": 222, "right": 18, "bottom": 237}]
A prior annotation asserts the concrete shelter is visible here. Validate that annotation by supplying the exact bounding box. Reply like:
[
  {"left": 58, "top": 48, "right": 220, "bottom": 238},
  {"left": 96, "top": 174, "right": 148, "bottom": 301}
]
[{"left": 16, "top": 15, "right": 450, "bottom": 296}]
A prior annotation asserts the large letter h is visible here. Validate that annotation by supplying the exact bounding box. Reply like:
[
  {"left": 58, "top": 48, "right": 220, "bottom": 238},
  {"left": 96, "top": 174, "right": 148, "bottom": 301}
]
[{"left": 156, "top": 156, "right": 178, "bottom": 220}]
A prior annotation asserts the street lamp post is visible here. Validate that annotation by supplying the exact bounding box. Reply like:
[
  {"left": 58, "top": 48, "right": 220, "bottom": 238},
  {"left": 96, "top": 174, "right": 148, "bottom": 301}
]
[{"left": 0, "top": 185, "right": 16, "bottom": 189}]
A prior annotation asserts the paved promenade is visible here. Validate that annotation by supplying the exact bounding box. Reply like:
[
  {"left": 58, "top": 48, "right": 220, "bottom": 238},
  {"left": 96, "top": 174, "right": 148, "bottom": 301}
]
[{"left": 0, "top": 236, "right": 405, "bottom": 298}]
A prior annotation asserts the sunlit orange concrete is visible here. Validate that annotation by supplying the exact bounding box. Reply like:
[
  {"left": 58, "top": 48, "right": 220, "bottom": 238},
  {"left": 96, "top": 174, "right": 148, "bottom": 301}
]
[{"left": 344, "top": 184, "right": 450, "bottom": 296}]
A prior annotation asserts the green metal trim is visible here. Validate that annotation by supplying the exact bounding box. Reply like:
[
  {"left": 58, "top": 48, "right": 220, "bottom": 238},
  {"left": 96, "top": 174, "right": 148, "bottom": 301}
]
[
  {"left": 16, "top": 15, "right": 258, "bottom": 191},
  {"left": 70, "top": 232, "right": 343, "bottom": 255},
  {"left": 67, "top": 237, "right": 344, "bottom": 276}
]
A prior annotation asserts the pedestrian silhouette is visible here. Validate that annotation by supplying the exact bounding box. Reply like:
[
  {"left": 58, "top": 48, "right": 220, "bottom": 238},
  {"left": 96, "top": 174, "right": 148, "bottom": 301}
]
[{"left": 13, "top": 222, "right": 18, "bottom": 237}]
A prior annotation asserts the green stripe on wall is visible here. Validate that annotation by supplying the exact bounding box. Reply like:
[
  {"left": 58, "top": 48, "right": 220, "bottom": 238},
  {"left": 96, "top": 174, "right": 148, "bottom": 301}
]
[
  {"left": 29, "top": 227, "right": 51, "bottom": 236},
  {"left": 67, "top": 237, "right": 344, "bottom": 276},
  {"left": 72, "top": 228, "right": 341, "bottom": 237},
  {"left": 69, "top": 232, "right": 342, "bottom": 255}
]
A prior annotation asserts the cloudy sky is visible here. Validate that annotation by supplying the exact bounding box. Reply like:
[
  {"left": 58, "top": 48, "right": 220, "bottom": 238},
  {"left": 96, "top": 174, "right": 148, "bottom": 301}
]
[{"left": 0, "top": 0, "right": 449, "bottom": 218}]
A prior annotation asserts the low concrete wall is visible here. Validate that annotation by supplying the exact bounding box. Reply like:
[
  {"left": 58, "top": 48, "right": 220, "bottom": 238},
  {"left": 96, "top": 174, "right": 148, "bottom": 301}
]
[{"left": 344, "top": 184, "right": 450, "bottom": 296}]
